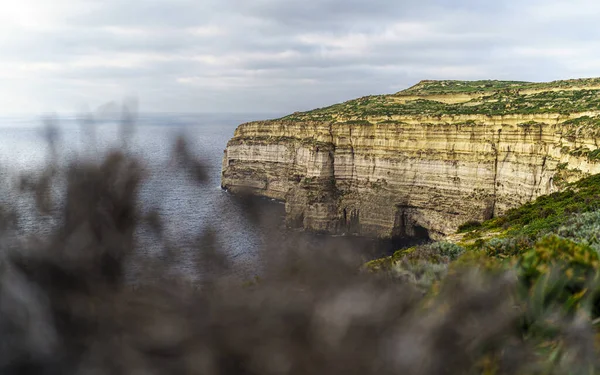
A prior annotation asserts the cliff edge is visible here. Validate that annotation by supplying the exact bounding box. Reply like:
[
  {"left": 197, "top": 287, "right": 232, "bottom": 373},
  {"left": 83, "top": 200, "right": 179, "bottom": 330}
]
[{"left": 221, "top": 78, "right": 600, "bottom": 240}]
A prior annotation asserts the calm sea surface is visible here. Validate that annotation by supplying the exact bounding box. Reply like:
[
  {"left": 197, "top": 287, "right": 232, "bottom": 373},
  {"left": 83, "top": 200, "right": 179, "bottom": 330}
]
[{"left": 0, "top": 113, "right": 285, "bottom": 279}]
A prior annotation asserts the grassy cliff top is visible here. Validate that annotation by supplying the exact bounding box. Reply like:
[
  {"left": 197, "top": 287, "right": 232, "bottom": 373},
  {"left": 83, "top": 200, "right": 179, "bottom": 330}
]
[
  {"left": 279, "top": 77, "right": 600, "bottom": 122},
  {"left": 398, "top": 79, "right": 531, "bottom": 95},
  {"left": 397, "top": 78, "right": 600, "bottom": 96}
]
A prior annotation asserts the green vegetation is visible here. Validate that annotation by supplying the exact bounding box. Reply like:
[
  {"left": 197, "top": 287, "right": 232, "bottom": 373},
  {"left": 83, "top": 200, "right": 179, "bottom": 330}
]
[
  {"left": 447, "top": 172, "right": 600, "bottom": 320},
  {"left": 400, "top": 77, "right": 600, "bottom": 96},
  {"left": 518, "top": 235, "right": 599, "bottom": 284},
  {"left": 399, "top": 79, "right": 530, "bottom": 95},
  {"left": 365, "top": 241, "right": 465, "bottom": 291},
  {"left": 457, "top": 220, "right": 482, "bottom": 233},
  {"left": 229, "top": 135, "right": 333, "bottom": 149},
  {"left": 368, "top": 170, "right": 600, "bottom": 370},
  {"left": 568, "top": 146, "right": 600, "bottom": 161},
  {"left": 369, "top": 171, "right": 600, "bottom": 280},
  {"left": 462, "top": 173, "right": 600, "bottom": 240},
  {"left": 556, "top": 210, "right": 600, "bottom": 251},
  {"left": 277, "top": 78, "right": 600, "bottom": 122}
]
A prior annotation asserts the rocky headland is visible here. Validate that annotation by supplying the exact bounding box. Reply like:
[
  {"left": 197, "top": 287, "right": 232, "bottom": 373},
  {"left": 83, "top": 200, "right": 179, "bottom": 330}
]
[{"left": 221, "top": 78, "right": 600, "bottom": 240}]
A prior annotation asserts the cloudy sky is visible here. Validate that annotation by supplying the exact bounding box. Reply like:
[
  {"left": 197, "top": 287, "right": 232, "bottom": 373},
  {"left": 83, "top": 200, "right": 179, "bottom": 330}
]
[{"left": 1, "top": 0, "right": 600, "bottom": 114}]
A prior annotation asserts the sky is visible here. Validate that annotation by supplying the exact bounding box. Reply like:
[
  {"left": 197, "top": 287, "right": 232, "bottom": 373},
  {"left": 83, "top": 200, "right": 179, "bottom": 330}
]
[{"left": 1, "top": 0, "right": 600, "bottom": 114}]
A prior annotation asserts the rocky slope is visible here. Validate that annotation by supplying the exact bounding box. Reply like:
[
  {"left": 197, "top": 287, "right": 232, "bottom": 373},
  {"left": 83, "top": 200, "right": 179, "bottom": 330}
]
[{"left": 221, "top": 78, "right": 600, "bottom": 240}]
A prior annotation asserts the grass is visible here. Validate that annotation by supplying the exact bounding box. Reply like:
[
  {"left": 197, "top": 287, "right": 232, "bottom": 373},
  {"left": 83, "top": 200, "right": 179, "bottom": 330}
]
[
  {"left": 399, "top": 79, "right": 531, "bottom": 95},
  {"left": 400, "top": 77, "right": 600, "bottom": 96},
  {"left": 276, "top": 78, "right": 600, "bottom": 123}
]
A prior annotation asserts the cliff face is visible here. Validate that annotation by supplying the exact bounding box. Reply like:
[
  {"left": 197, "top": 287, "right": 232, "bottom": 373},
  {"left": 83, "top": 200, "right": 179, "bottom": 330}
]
[{"left": 222, "top": 78, "right": 600, "bottom": 240}]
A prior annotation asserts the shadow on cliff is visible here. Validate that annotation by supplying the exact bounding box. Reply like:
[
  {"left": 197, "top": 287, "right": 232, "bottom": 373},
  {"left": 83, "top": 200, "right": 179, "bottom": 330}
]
[{"left": 0, "top": 104, "right": 595, "bottom": 374}]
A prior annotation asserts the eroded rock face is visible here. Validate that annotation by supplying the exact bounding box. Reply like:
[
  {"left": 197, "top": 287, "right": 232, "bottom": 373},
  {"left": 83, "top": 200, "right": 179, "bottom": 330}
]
[{"left": 222, "top": 79, "right": 600, "bottom": 239}]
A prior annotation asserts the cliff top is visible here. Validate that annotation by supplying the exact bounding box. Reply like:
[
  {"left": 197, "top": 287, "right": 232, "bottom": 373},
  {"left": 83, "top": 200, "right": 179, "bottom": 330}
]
[
  {"left": 399, "top": 80, "right": 530, "bottom": 95},
  {"left": 277, "top": 77, "right": 600, "bottom": 122},
  {"left": 397, "top": 78, "right": 600, "bottom": 96}
]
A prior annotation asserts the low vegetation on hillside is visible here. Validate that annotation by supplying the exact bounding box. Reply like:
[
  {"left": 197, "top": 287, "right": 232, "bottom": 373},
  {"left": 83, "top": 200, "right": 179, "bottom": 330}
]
[
  {"left": 398, "top": 77, "right": 600, "bottom": 96},
  {"left": 280, "top": 78, "right": 600, "bottom": 121},
  {"left": 459, "top": 173, "right": 600, "bottom": 240},
  {"left": 367, "top": 170, "right": 600, "bottom": 373}
]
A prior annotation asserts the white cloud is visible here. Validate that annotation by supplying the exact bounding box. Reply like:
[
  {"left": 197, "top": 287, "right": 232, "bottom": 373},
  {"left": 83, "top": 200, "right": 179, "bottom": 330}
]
[
  {"left": 512, "top": 47, "right": 585, "bottom": 58},
  {"left": 0, "top": 0, "right": 600, "bottom": 114},
  {"left": 526, "top": 0, "right": 600, "bottom": 20},
  {"left": 0, "top": 0, "right": 99, "bottom": 31},
  {"left": 186, "top": 25, "right": 226, "bottom": 37},
  {"left": 71, "top": 52, "right": 176, "bottom": 69}
]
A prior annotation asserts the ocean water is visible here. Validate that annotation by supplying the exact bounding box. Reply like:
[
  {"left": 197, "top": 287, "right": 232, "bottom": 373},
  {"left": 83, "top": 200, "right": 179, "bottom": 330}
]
[
  {"left": 0, "top": 112, "right": 426, "bottom": 281},
  {"left": 0, "top": 112, "right": 285, "bottom": 279}
]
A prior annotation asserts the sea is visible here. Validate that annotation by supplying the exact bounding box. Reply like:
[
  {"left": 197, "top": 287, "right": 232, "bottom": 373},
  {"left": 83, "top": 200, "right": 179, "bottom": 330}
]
[
  {"left": 0, "top": 112, "right": 423, "bottom": 281},
  {"left": 0, "top": 113, "right": 287, "bottom": 279}
]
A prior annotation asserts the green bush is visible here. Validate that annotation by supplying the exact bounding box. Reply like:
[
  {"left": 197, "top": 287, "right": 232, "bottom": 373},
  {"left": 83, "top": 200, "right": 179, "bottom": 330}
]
[
  {"left": 466, "top": 173, "right": 600, "bottom": 242},
  {"left": 457, "top": 220, "right": 482, "bottom": 233},
  {"left": 485, "top": 236, "right": 534, "bottom": 259},
  {"left": 391, "top": 260, "right": 449, "bottom": 292},
  {"left": 588, "top": 148, "right": 600, "bottom": 161},
  {"left": 394, "top": 241, "right": 465, "bottom": 264},
  {"left": 366, "top": 242, "right": 465, "bottom": 291},
  {"left": 513, "top": 235, "right": 600, "bottom": 335},
  {"left": 428, "top": 241, "right": 465, "bottom": 260},
  {"left": 518, "top": 235, "right": 600, "bottom": 283},
  {"left": 557, "top": 210, "right": 600, "bottom": 252}
]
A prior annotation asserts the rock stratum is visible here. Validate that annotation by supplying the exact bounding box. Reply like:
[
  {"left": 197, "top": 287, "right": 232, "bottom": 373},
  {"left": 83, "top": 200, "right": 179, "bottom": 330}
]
[{"left": 221, "top": 78, "right": 600, "bottom": 240}]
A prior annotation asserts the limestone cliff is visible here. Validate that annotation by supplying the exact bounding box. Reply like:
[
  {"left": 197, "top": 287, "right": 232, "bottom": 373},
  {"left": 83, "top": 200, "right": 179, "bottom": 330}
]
[{"left": 221, "top": 78, "right": 600, "bottom": 240}]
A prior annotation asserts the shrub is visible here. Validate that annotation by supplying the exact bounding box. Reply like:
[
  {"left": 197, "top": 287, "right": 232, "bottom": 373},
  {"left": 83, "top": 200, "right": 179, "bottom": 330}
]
[
  {"left": 518, "top": 235, "right": 600, "bottom": 289},
  {"left": 372, "top": 242, "right": 466, "bottom": 291},
  {"left": 394, "top": 241, "right": 465, "bottom": 264},
  {"left": 468, "top": 173, "right": 600, "bottom": 242},
  {"left": 485, "top": 236, "right": 534, "bottom": 259},
  {"left": 391, "top": 260, "right": 449, "bottom": 292},
  {"left": 457, "top": 220, "right": 482, "bottom": 233},
  {"left": 589, "top": 148, "right": 600, "bottom": 161},
  {"left": 428, "top": 241, "right": 465, "bottom": 260},
  {"left": 515, "top": 235, "right": 600, "bottom": 334},
  {"left": 557, "top": 210, "right": 600, "bottom": 252}
]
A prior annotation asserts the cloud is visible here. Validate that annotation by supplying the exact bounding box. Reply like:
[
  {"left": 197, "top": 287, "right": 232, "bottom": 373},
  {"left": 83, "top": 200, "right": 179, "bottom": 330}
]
[{"left": 0, "top": 0, "right": 599, "bottom": 114}]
